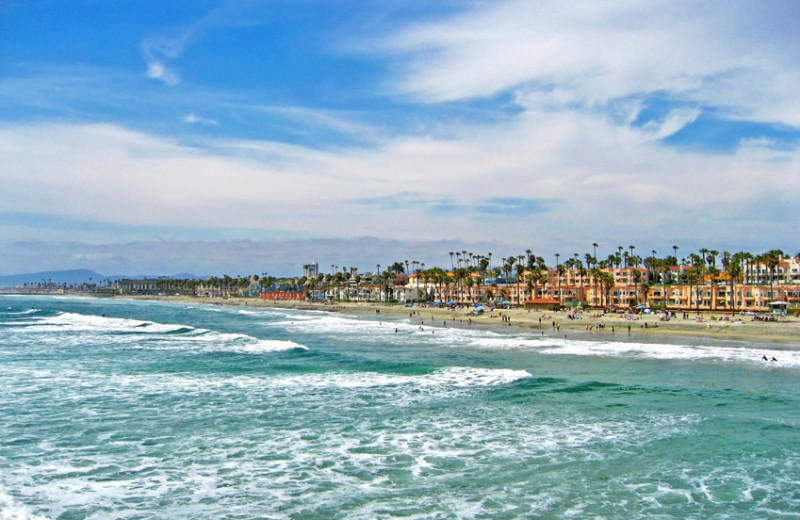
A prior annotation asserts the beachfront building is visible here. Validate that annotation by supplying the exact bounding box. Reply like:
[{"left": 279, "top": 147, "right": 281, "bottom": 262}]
[
  {"left": 266, "top": 253, "right": 800, "bottom": 313},
  {"left": 533, "top": 266, "right": 645, "bottom": 308},
  {"left": 115, "top": 278, "right": 196, "bottom": 296},
  {"left": 743, "top": 255, "right": 800, "bottom": 285},
  {"left": 302, "top": 262, "right": 319, "bottom": 278},
  {"left": 645, "top": 283, "right": 800, "bottom": 312}
]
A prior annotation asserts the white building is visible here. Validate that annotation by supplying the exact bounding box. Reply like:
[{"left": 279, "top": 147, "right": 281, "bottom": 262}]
[{"left": 302, "top": 262, "right": 319, "bottom": 278}]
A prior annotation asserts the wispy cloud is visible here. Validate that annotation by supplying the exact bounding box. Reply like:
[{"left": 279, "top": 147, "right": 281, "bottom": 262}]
[
  {"left": 378, "top": 0, "right": 800, "bottom": 126},
  {"left": 140, "top": 3, "right": 246, "bottom": 86},
  {"left": 354, "top": 194, "right": 558, "bottom": 217},
  {"left": 475, "top": 198, "right": 558, "bottom": 216},
  {"left": 183, "top": 112, "right": 218, "bottom": 125},
  {"left": 643, "top": 107, "right": 702, "bottom": 139},
  {"left": 3, "top": 116, "right": 798, "bottom": 250}
]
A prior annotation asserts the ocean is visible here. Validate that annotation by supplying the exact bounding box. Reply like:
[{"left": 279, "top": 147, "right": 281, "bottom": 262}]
[{"left": 1, "top": 295, "right": 799, "bottom": 519}]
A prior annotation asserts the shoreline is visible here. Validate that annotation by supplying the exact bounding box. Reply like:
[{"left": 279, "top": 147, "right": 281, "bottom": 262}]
[{"left": 110, "top": 294, "right": 800, "bottom": 347}]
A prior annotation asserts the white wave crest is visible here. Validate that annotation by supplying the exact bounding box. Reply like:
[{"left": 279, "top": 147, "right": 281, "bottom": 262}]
[
  {"left": 0, "top": 308, "right": 41, "bottom": 316},
  {"left": 15, "top": 312, "right": 308, "bottom": 354},
  {"left": 25, "top": 312, "right": 191, "bottom": 334},
  {"left": 197, "top": 333, "right": 308, "bottom": 354},
  {"left": 82, "top": 366, "right": 528, "bottom": 397},
  {"left": 470, "top": 334, "right": 800, "bottom": 369},
  {"left": 0, "top": 486, "right": 49, "bottom": 520},
  {"left": 273, "top": 366, "right": 530, "bottom": 390}
]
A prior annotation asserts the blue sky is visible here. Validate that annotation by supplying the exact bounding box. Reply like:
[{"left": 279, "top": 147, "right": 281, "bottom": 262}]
[{"left": 2, "top": 0, "right": 799, "bottom": 276}]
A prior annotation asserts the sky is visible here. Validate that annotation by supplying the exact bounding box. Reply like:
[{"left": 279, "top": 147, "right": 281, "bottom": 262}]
[{"left": 2, "top": 0, "right": 800, "bottom": 277}]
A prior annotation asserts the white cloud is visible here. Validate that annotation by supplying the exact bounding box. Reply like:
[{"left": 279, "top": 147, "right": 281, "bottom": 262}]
[
  {"left": 643, "top": 107, "right": 702, "bottom": 139},
  {"left": 2, "top": 114, "right": 799, "bottom": 262},
  {"left": 183, "top": 112, "right": 218, "bottom": 125},
  {"left": 140, "top": 3, "right": 244, "bottom": 86},
  {"left": 378, "top": 0, "right": 800, "bottom": 126},
  {"left": 146, "top": 60, "right": 180, "bottom": 86}
]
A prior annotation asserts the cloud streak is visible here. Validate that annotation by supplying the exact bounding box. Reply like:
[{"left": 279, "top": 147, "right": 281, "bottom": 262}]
[
  {"left": 379, "top": 0, "right": 800, "bottom": 125},
  {"left": 140, "top": 2, "right": 246, "bottom": 85},
  {"left": 183, "top": 112, "right": 218, "bottom": 125}
]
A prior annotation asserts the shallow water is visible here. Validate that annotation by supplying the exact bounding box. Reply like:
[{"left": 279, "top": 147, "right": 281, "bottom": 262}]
[{"left": 2, "top": 295, "right": 798, "bottom": 519}]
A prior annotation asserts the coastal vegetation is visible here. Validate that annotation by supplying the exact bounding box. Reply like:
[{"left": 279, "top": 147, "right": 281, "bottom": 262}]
[{"left": 13, "top": 246, "right": 800, "bottom": 314}]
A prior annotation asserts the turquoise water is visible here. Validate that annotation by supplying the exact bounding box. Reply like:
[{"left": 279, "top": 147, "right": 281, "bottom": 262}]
[{"left": 1, "top": 295, "right": 799, "bottom": 519}]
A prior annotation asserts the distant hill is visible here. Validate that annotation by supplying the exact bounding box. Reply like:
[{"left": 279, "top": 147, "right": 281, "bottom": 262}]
[
  {"left": 0, "top": 269, "right": 105, "bottom": 288},
  {"left": 0, "top": 270, "right": 202, "bottom": 288}
]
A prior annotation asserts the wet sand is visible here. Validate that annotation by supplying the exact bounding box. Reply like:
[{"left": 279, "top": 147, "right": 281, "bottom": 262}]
[{"left": 126, "top": 295, "right": 800, "bottom": 345}]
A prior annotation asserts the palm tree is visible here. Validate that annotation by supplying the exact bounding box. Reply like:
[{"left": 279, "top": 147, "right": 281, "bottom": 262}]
[
  {"left": 685, "top": 253, "right": 704, "bottom": 311},
  {"left": 353, "top": 274, "right": 362, "bottom": 302},
  {"left": 557, "top": 262, "right": 567, "bottom": 306},
  {"left": 632, "top": 269, "right": 643, "bottom": 307},
  {"left": 577, "top": 259, "right": 587, "bottom": 305},
  {"left": 383, "top": 271, "right": 396, "bottom": 302},
  {"left": 503, "top": 257, "right": 515, "bottom": 294},
  {"left": 418, "top": 263, "right": 426, "bottom": 302},
  {"left": 740, "top": 251, "right": 754, "bottom": 285},
  {"left": 707, "top": 262, "right": 720, "bottom": 311},
  {"left": 763, "top": 249, "right": 785, "bottom": 304},
  {"left": 599, "top": 271, "right": 615, "bottom": 308},
  {"left": 465, "top": 275, "right": 475, "bottom": 304},
  {"left": 650, "top": 250, "right": 658, "bottom": 284},
  {"left": 515, "top": 262, "right": 526, "bottom": 305},
  {"left": 306, "top": 276, "right": 318, "bottom": 300},
  {"left": 722, "top": 251, "right": 744, "bottom": 311},
  {"left": 590, "top": 266, "right": 603, "bottom": 307},
  {"left": 478, "top": 256, "right": 490, "bottom": 275},
  {"left": 662, "top": 255, "right": 674, "bottom": 311}
]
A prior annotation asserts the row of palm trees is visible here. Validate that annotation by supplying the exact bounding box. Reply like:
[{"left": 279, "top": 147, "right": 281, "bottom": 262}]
[
  {"left": 252, "top": 245, "right": 794, "bottom": 309},
  {"left": 374, "top": 246, "right": 796, "bottom": 309},
  {"left": 103, "top": 245, "right": 796, "bottom": 311}
]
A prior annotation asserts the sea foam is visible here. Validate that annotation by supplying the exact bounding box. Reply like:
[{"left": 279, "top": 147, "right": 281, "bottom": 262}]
[{"left": 12, "top": 311, "right": 309, "bottom": 354}]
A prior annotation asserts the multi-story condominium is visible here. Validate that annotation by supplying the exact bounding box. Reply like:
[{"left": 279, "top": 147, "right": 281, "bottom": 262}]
[
  {"left": 743, "top": 255, "right": 800, "bottom": 285},
  {"left": 301, "top": 262, "right": 319, "bottom": 278},
  {"left": 261, "top": 256, "right": 800, "bottom": 312}
]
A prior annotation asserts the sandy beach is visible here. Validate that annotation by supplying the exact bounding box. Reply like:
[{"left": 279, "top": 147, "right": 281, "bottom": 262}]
[{"left": 123, "top": 294, "right": 800, "bottom": 346}]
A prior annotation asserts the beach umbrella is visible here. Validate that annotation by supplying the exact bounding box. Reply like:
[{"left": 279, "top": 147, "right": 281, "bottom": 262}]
[{"left": 636, "top": 305, "right": 648, "bottom": 309}]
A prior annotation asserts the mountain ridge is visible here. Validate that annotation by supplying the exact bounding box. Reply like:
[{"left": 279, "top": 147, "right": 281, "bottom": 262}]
[{"left": 0, "top": 269, "right": 200, "bottom": 288}]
